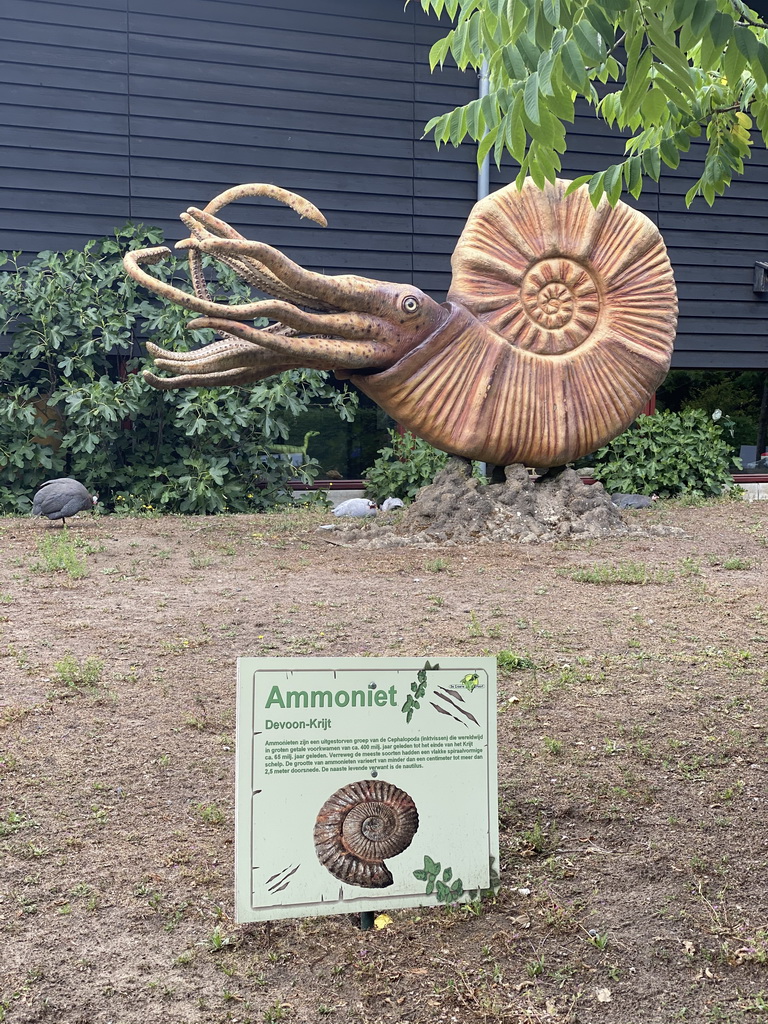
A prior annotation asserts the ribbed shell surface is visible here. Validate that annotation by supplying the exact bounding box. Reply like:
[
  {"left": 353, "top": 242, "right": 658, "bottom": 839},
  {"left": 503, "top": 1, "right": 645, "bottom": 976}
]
[
  {"left": 351, "top": 178, "right": 677, "bottom": 467},
  {"left": 314, "top": 779, "right": 419, "bottom": 889}
]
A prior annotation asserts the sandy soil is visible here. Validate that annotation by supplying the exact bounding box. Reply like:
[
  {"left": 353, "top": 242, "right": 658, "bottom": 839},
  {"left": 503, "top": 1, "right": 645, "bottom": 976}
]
[{"left": 1, "top": 498, "right": 767, "bottom": 1024}]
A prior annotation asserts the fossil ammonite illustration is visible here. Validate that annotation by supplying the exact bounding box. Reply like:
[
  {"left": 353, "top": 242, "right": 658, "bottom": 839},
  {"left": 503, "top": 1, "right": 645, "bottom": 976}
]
[{"left": 313, "top": 779, "right": 419, "bottom": 889}]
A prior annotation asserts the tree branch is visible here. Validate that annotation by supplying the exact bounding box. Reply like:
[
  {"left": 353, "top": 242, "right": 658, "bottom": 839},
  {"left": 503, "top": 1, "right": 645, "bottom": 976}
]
[{"left": 727, "top": 0, "right": 768, "bottom": 29}]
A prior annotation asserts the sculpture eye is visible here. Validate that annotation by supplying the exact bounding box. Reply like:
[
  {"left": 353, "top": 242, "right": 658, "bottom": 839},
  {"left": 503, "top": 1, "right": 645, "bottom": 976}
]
[{"left": 401, "top": 295, "right": 420, "bottom": 313}]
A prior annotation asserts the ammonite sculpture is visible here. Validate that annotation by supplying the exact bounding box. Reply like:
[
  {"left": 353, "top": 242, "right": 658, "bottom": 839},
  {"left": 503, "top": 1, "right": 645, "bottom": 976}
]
[
  {"left": 123, "top": 179, "right": 677, "bottom": 467},
  {"left": 313, "top": 779, "right": 419, "bottom": 889}
]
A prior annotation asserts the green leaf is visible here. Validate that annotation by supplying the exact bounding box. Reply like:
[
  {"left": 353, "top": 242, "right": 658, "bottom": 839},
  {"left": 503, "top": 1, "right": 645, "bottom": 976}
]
[
  {"left": 523, "top": 71, "right": 541, "bottom": 125},
  {"left": 435, "top": 880, "right": 452, "bottom": 903},
  {"left": 561, "top": 37, "right": 589, "bottom": 90},
  {"left": 429, "top": 34, "right": 453, "bottom": 69},
  {"left": 641, "top": 86, "right": 668, "bottom": 125},
  {"left": 541, "top": 0, "right": 559, "bottom": 27},
  {"left": 583, "top": 5, "right": 615, "bottom": 46},
  {"left": 424, "top": 856, "right": 440, "bottom": 876},
  {"left": 516, "top": 33, "right": 542, "bottom": 72},
  {"left": 625, "top": 154, "right": 643, "bottom": 198},
  {"left": 707, "top": 11, "right": 732, "bottom": 52},
  {"left": 734, "top": 24, "right": 759, "bottom": 63},
  {"left": 477, "top": 124, "right": 500, "bottom": 166},
  {"left": 660, "top": 136, "right": 681, "bottom": 168},
  {"left": 501, "top": 43, "right": 528, "bottom": 80},
  {"left": 573, "top": 20, "right": 605, "bottom": 65},
  {"left": 620, "top": 47, "right": 653, "bottom": 120},
  {"left": 604, "top": 162, "right": 623, "bottom": 204},
  {"left": 507, "top": 93, "right": 528, "bottom": 162},
  {"left": 690, "top": 0, "right": 716, "bottom": 39},
  {"left": 723, "top": 40, "right": 747, "bottom": 85},
  {"left": 587, "top": 170, "right": 606, "bottom": 206},
  {"left": 642, "top": 145, "right": 661, "bottom": 180},
  {"left": 564, "top": 174, "right": 592, "bottom": 195}
]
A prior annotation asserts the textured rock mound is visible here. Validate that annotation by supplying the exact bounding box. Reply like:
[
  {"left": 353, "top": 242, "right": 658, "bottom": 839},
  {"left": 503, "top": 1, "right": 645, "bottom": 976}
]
[{"left": 325, "top": 458, "right": 678, "bottom": 547}]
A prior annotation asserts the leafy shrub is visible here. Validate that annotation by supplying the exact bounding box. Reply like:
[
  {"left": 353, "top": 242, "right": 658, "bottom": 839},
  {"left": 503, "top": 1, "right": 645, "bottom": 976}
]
[
  {"left": 363, "top": 430, "right": 449, "bottom": 503},
  {"left": 0, "top": 225, "right": 357, "bottom": 514},
  {"left": 590, "top": 409, "right": 738, "bottom": 498}
]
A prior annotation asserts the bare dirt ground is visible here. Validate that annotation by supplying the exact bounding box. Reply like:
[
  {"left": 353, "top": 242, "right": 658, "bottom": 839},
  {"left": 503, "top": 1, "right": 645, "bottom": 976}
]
[{"left": 1, "top": 498, "right": 768, "bottom": 1024}]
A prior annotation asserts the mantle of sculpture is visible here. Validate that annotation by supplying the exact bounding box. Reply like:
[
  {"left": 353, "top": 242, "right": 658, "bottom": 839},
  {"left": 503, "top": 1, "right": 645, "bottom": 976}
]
[{"left": 123, "top": 179, "right": 678, "bottom": 468}]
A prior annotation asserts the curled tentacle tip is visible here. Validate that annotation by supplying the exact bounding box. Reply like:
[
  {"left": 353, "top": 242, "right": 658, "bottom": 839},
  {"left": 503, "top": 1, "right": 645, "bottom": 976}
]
[
  {"left": 174, "top": 237, "right": 197, "bottom": 251},
  {"left": 142, "top": 370, "right": 175, "bottom": 389},
  {"left": 125, "top": 246, "right": 171, "bottom": 265},
  {"left": 178, "top": 213, "right": 198, "bottom": 230}
]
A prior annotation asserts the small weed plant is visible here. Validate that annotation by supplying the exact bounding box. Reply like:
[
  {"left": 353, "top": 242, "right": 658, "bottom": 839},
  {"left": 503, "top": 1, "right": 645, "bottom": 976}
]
[
  {"left": 722, "top": 556, "right": 751, "bottom": 570},
  {"left": 31, "top": 535, "right": 88, "bottom": 578},
  {"left": 0, "top": 809, "right": 35, "bottom": 838},
  {"left": 51, "top": 653, "right": 104, "bottom": 694},
  {"left": 496, "top": 650, "right": 536, "bottom": 671},
  {"left": 195, "top": 803, "right": 225, "bottom": 826},
  {"left": 564, "top": 561, "right": 672, "bottom": 585},
  {"left": 543, "top": 736, "right": 563, "bottom": 755}
]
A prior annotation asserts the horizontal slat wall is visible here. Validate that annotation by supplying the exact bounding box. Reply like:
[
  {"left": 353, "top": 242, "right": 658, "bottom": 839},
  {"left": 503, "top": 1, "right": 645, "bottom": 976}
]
[
  {"left": 0, "top": 0, "right": 766, "bottom": 366},
  {"left": 125, "top": 0, "right": 421, "bottom": 282},
  {"left": 0, "top": 0, "right": 129, "bottom": 253},
  {"left": 659, "top": 146, "right": 768, "bottom": 366}
]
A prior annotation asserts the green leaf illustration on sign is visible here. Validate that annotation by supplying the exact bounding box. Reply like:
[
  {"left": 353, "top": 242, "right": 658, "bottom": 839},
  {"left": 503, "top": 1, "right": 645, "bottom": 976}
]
[
  {"left": 401, "top": 660, "right": 440, "bottom": 722},
  {"left": 414, "top": 855, "right": 465, "bottom": 903},
  {"left": 460, "top": 672, "right": 480, "bottom": 691}
]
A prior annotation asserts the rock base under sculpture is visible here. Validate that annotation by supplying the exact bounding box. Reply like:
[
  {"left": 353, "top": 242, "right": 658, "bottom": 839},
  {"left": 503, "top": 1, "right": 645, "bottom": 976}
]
[{"left": 323, "top": 459, "right": 681, "bottom": 547}]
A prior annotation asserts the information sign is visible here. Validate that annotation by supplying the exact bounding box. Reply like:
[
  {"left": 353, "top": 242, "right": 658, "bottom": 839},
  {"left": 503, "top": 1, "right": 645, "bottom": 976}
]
[{"left": 235, "top": 656, "right": 498, "bottom": 923}]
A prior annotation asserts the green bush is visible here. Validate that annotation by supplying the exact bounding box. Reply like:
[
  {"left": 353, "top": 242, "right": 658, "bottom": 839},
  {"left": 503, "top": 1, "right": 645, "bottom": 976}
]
[
  {"left": 363, "top": 430, "right": 449, "bottom": 504},
  {"left": 590, "top": 409, "right": 739, "bottom": 498},
  {"left": 0, "top": 224, "right": 357, "bottom": 514}
]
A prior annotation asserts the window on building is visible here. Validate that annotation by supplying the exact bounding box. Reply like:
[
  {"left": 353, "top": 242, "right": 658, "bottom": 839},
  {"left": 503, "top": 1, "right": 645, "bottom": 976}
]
[
  {"left": 656, "top": 369, "right": 768, "bottom": 473},
  {"left": 286, "top": 393, "right": 395, "bottom": 481}
]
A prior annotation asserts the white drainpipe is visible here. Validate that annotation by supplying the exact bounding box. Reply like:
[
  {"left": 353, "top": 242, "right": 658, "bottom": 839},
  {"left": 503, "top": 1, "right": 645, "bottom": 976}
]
[
  {"left": 477, "top": 59, "right": 490, "bottom": 478},
  {"left": 478, "top": 59, "right": 490, "bottom": 201}
]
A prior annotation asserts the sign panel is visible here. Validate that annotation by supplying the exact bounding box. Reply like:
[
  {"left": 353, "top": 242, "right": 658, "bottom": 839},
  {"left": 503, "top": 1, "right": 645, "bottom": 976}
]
[{"left": 235, "top": 656, "right": 498, "bottom": 923}]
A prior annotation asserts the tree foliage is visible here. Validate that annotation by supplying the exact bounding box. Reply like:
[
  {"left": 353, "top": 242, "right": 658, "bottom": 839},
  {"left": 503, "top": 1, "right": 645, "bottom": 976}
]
[
  {"left": 411, "top": 0, "right": 768, "bottom": 205},
  {"left": 0, "top": 225, "right": 357, "bottom": 514}
]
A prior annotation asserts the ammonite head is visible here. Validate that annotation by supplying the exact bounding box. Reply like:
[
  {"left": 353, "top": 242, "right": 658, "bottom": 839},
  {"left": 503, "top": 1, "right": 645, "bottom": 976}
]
[{"left": 314, "top": 779, "right": 419, "bottom": 889}]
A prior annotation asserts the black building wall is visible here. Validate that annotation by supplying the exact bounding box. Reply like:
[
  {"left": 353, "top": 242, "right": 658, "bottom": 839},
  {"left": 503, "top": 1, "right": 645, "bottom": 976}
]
[{"left": 1, "top": 0, "right": 767, "bottom": 368}]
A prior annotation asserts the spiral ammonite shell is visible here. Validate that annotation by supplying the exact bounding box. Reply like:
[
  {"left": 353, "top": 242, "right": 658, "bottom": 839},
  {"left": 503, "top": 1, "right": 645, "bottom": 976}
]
[
  {"left": 352, "top": 178, "right": 677, "bottom": 467},
  {"left": 314, "top": 779, "right": 419, "bottom": 889}
]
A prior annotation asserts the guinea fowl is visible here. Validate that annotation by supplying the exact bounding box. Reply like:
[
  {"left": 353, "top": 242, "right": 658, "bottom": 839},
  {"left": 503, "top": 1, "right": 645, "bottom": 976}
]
[
  {"left": 32, "top": 478, "right": 97, "bottom": 525},
  {"left": 332, "top": 498, "right": 378, "bottom": 518}
]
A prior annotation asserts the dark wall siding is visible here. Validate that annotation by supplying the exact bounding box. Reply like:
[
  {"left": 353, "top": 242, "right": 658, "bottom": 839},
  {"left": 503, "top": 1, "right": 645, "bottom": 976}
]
[{"left": 1, "top": 0, "right": 767, "bottom": 367}]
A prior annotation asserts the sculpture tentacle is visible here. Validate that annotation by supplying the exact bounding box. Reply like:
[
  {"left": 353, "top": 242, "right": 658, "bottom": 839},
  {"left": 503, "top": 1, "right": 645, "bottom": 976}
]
[
  {"left": 187, "top": 317, "right": 407, "bottom": 370},
  {"left": 180, "top": 210, "right": 336, "bottom": 311}
]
